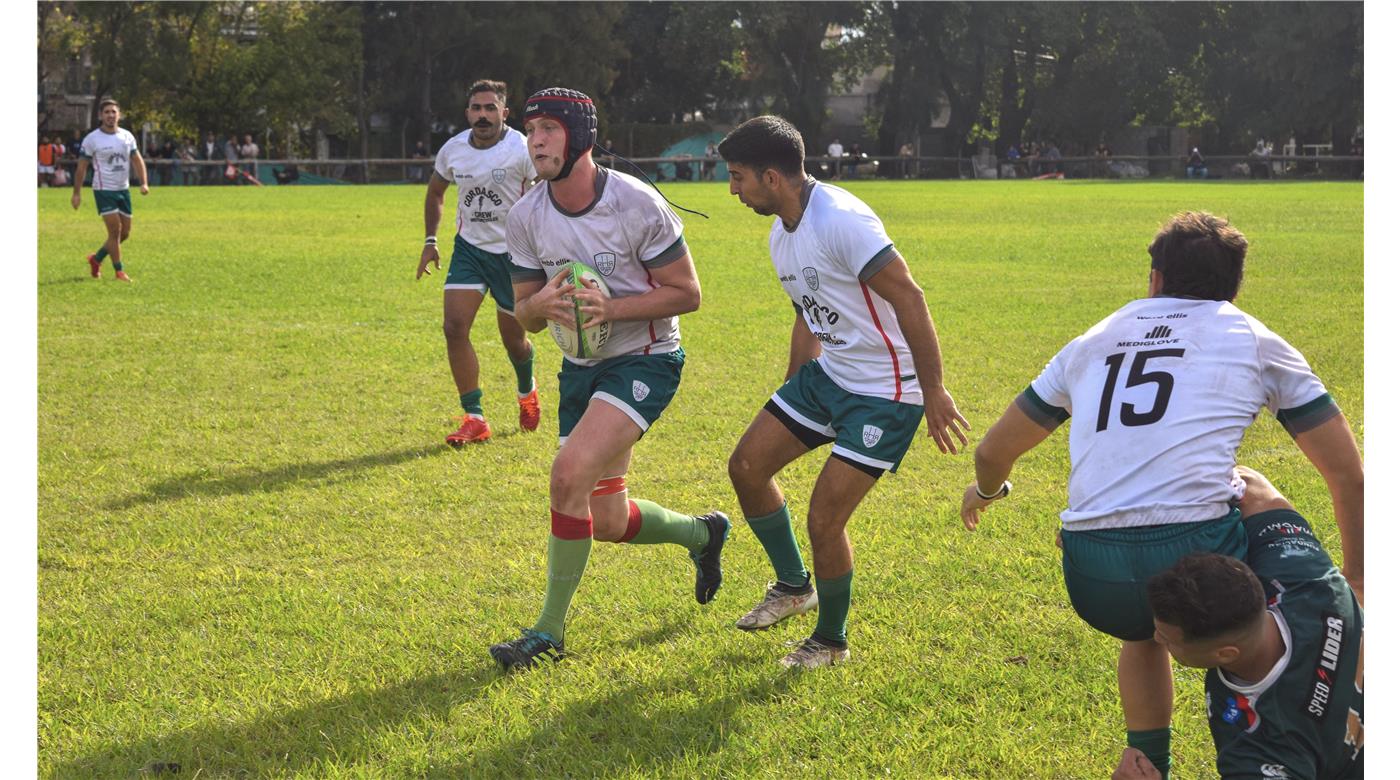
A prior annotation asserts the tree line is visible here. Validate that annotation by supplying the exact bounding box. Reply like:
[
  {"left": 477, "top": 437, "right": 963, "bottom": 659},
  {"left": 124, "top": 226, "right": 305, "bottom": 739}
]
[{"left": 38, "top": 1, "right": 1361, "bottom": 158}]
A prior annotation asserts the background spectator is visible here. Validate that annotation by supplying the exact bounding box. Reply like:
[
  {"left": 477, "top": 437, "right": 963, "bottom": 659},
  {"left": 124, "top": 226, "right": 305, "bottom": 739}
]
[
  {"left": 898, "top": 141, "right": 915, "bottom": 179},
  {"left": 239, "top": 134, "right": 260, "bottom": 182},
  {"left": 826, "top": 138, "right": 843, "bottom": 179},
  {"left": 409, "top": 139, "right": 429, "bottom": 182},
  {"left": 38, "top": 136, "right": 63, "bottom": 187},
  {"left": 198, "top": 131, "right": 222, "bottom": 185},
  {"left": 1186, "top": 146, "right": 1207, "bottom": 179},
  {"left": 223, "top": 134, "right": 241, "bottom": 184}
]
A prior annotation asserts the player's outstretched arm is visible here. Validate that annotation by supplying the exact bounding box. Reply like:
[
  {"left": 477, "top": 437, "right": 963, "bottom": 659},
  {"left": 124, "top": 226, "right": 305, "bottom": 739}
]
[
  {"left": 132, "top": 152, "right": 149, "bottom": 195},
  {"left": 865, "top": 252, "right": 969, "bottom": 454},
  {"left": 786, "top": 310, "right": 821, "bottom": 380},
  {"left": 417, "top": 173, "right": 450, "bottom": 279},
  {"left": 71, "top": 159, "right": 89, "bottom": 209},
  {"left": 576, "top": 253, "right": 701, "bottom": 329},
  {"left": 513, "top": 270, "right": 575, "bottom": 333},
  {"left": 960, "top": 400, "right": 1054, "bottom": 530},
  {"left": 1292, "top": 412, "right": 1364, "bottom": 601}
]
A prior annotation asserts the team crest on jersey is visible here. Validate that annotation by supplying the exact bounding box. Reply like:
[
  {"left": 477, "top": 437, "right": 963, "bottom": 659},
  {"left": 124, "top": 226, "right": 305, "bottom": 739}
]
[
  {"left": 632, "top": 380, "right": 650, "bottom": 402},
  {"left": 492, "top": 168, "right": 506, "bottom": 184},
  {"left": 803, "top": 267, "right": 820, "bottom": 291},
  {"left": 862, "top": 425, "right": 883, "bottom": 448},
  {"left": 594, "top": 252, "right": 617, "bottom": 276}
]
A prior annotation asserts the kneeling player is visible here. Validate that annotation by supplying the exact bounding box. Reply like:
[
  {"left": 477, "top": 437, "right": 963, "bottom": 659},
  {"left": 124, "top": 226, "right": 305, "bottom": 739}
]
[
  {"left": 487, "top": 88, "right": 728, "bottom": 671},
  {"left": 1113, "top": 466, "right": 1362, "bottom": 779},
  {"left": 719, "top": 116, "right": 968, "bottom": 669}
]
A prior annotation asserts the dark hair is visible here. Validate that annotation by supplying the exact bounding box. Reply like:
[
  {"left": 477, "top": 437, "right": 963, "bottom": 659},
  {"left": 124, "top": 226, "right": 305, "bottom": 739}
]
[
  {"left": 1148, "top": 211, "right": 1248, "bottom": 301},
  {"left": 1147, "top": 553, "right": 1265, "bottom": 641},
  {"left": 98, "top": 98, "right": 120, "bottom": 112},
  {"left": 718, "top": 115, "right": 805, "bottom": 178},
  {"left": 468, "top": 80, "right": 508, "bottom": 101}
]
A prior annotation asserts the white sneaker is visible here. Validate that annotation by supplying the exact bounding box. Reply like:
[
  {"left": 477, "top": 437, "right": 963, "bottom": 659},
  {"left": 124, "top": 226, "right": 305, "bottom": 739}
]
[
  {"left": 735, "top": 581, "right": 818, "bottom": 631},
  {"left": 779, "top": 636, "right": 850, "bottom": 669}
]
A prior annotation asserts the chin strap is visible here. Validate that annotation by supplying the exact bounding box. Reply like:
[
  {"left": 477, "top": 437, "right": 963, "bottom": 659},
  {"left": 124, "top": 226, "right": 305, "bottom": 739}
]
[{"left": 592, "top": 144, "right": 709, "bottom": 219}]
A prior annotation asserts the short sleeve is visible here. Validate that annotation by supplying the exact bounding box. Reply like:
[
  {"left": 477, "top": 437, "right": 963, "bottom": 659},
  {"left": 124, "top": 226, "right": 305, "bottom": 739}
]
[
  {"left": 1253, "top": 321, "right": 1338, "bottom": 435},
  {"left": 126, "top": 132, "right": 138, "bottom": 154},
  {"left": 506, "top": 202, "right": 546, "bottom": 283},
  {"left": 432, "top": 142, "right": 453, "bottom": 182},
  {"left": 79, "top": 135, "right": 93, "bottom": 160},
  {"left": 1242, "top": 510, "right": 1338, "bottom": 586},
  {"left": 636, "top": 189, "right": 686, "bottom": 268},
  {"left": 821, "top": 202, "right": 894, "bottom": 280},
  {"left": 1028, "top": 338, "right": 1077, "bottom": 414}
]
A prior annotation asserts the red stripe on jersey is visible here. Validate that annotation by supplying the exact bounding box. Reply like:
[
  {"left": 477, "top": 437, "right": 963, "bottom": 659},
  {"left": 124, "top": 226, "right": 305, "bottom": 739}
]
[{"left": 859, "top": 281, "right": 902, "bottom": 402}]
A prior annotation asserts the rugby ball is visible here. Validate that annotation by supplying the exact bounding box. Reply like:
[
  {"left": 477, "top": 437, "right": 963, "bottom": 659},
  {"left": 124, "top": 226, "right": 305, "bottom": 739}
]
[{"left": 548, "top": 261, "right": 612, "bottom": 359}]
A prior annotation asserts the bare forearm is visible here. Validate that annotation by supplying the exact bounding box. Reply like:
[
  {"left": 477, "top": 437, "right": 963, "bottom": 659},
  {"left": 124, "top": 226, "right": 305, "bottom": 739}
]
[
  {"left": 973, "top": 446, "right": 1015, "bottom": 497},
  {"left": 512, "top": 283, "right": 549, "bottom": 333},
  {"left": 892, "top": 290, "right": 946, "bottom": 394},
  {"left": 786, "top": 316, "right": 820, "bottom": 380},
  {"left": 1326, "top": 474, "right": 1364, "bottom": 579},
  {"left": 133, "top": 156, "right": 147, "bottom": 187},
  {"left": 73, "top": 161, "right": 88, "bottom": 194},
  {"left": 1294, "top": 414, "right": 1364, "bottom": 582},
  {"left": 424, "top": 192, "right": 444, "bottom": 239},
  {"left": 603, "top": 283, "right": 699, "bottom": 323}
]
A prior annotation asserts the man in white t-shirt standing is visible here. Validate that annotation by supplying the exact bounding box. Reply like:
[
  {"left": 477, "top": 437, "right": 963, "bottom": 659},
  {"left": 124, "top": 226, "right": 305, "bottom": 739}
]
[
  {"left": 960, "top": 211, "right": 1364, "bottom": 779},
  {"left": 487, "top": 87, "right": 728, "bottom": 672},
  {"left": 719, "top": 115, "right": 969, "bottom": 669},
  {"left": 416, "top": 80, "right": 540, "bottom": 446},
  {"left": 71, "top": 98, "right": 148, "bottom": 283},
  {"left": 826, "top": 138, "right": 843, "bottom": 180}
]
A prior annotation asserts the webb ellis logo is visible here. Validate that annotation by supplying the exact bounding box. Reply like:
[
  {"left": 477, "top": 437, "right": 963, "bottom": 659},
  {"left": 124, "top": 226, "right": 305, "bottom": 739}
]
[
  {"left": 492, "top": 168, "right": 506, "bottom": 184},
  {"left": 803, "top": 267, "right": 820, "bottom": 291}
]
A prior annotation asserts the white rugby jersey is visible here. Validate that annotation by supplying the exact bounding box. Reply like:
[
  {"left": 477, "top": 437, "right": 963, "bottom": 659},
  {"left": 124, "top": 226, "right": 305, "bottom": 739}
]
[
  {"left": 80, "top": 127, "right": 138, "bottom": 192},
  {"left": 508, "top": 168, "right": 689, "bottom": 365},
  {"left": 770, "top": 179, "right": 920, "bottom": 405},
  {"left": 433, "top": 126, "right": 534, "bottom": 253},
  {"left": 1021, "top": 297, "right": 1337, "bottom": 531}
]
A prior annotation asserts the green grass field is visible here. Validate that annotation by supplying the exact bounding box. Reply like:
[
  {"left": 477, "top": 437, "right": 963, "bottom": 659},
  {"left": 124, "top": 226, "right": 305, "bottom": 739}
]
[{"left": 38, "top": 180, "right": 1362, "bottom": 778}]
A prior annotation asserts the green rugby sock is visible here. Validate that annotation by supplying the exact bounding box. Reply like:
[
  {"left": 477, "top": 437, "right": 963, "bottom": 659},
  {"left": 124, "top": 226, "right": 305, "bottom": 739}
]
[
  {"left": 94, "top": 247, "right": 109, "bottom": 262},
  {"left": 532, "top": 510, "right": 593, "bottom": 641},
  {"left": 511, "top": 343, "right": 535, "bottom": 396},
  {"left": 459, "top": 389, "right": 483, "bottom": 417},
  {"left": 746, "top": 503, "right": 809, "bottom": 588},
  {"left": 1126, "top": 728, "right": 1171, "bottom": 779},
  {"left": 625, "top": 499, "right": 708, "bottom": 552},
  {"left": 813, "top": 570, "right": 853, "bottom": 646},
  {"left": 112, "top": 259, "right": 123, "bottom": 272}
]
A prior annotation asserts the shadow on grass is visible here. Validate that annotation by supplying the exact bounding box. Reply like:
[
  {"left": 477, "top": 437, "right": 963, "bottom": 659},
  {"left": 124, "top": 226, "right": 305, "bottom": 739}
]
[
  {"left": 38, "top": 276, "right": 91, "bottom": 288},
  {"left": 51, "top": 643, "right": 793, "bottom": 777},
  {"left": 447, "top": 650, "right": 796, "bottom": 778},
  {"left": 106, "top": 444, "right": 450, "bottom": 510}
]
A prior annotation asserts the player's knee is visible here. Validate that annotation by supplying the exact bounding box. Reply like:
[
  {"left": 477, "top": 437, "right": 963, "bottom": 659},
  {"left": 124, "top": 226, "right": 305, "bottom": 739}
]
[
  {"left": 119, "top": 227, "right": 131, "bottom": 242},
  {"left": 549, "top": 458, "right": 593, "bottom": 504},
  {"left": 727, "top": 447, "right": 759, "bottom": 488},
  {"left": 443, "top": 317, "right": 472, "bottom": 342}
]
